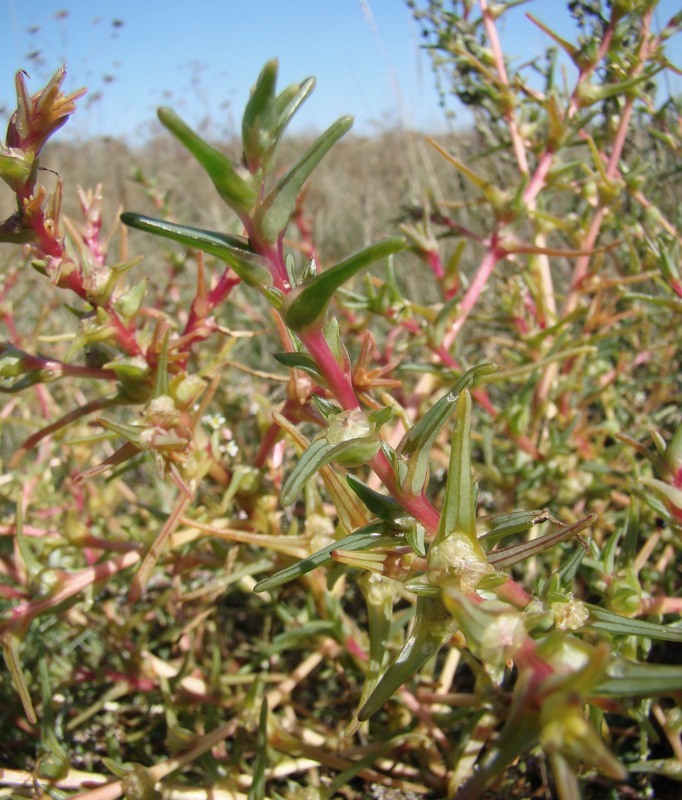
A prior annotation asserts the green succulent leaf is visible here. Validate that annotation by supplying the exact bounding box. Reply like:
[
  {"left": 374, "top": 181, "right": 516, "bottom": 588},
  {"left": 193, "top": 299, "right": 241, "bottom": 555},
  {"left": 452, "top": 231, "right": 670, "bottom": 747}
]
[
  {"left": 403, "top": 520, "right": 427, "bottom": 556},
  {"left": 555, "top": 539, "right": 589, "bottom": 586},
  {"left": 253, "top": 521, "right": 394, "bottom": 592},
  {"left": 0, "top": 148, "right": 35, "bottom": 191},
  {"left": 268, "top": 619, "right": 337, "bottom": 655},
  {"left": 272, "top": 351, "right": 324, "bottom": 382},
  {"left": 488, "top": 514, "right": 595, "bottom": 569},
  {"left": 241, "top": 62, "right": 315, "bottom": 172},
  {"left": 256, "top": 115, "right": 353, "bottom": 243},
  {"left": 247, "top": 699, "right": 268, "bottom": 800},
  {"left": 280, "top": 433, "right": 381, "bottom": 507},
  {"left": 358, "top": 595, "right": 456, "bottom": 720},
  {"left": 119, "top": 214, "right": 272, "bottom": 288},
  {"left": 585, "top": 606, "right": 682, "bottom": 642},
  {"left": 595, "top": 659, "right": 682, "bottom": 697},
  {"left": 284, "top": 237, "right": 406, "bottom": 330},
  {"left": 157, "top": 107, "right": 256, "bottom": 212},
  {"left": 436, "top": 388, "right": 475, "bottom": 542},
  {"left": 624, "top": 292, "right": 682, "bottom": 313},
  {"left": 15, "top": 505, "right": 41, "bottom": 579},
  {"left": 479, "top": 509, "right": 549, "bottom": 545},
  {"left": 273, "top": 78, "right": 315, "bottom": 149},
  {"left": 242, "top": 59, "right": 279, "bottom": 171},
  {"left": 346, "top": 474, "right": 405, "bottom": 522},
  {"left": 280, "top": 436, "right": 330, "bottom": 506},
  {"left": 398, "top": 362, "right": 496, "bottom": 496}
]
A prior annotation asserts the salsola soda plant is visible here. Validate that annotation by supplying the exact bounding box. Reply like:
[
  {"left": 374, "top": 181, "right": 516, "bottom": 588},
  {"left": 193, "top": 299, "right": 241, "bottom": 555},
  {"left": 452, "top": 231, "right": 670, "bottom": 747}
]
[{"left": 0, "top": 1, "right": 681, "bottom": 798}]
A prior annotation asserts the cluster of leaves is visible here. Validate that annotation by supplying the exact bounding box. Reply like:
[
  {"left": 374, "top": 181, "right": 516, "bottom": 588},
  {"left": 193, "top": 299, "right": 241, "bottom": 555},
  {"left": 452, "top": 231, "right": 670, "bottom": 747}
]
[{"left": 0, "top": 2, "right": 681, "bottom": 798}]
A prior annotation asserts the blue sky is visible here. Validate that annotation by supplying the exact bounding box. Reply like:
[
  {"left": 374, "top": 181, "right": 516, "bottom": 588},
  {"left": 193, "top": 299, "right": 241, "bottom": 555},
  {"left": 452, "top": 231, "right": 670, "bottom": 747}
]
[{"left": 1, "top": 1, "right": 680, "bottom": 141}]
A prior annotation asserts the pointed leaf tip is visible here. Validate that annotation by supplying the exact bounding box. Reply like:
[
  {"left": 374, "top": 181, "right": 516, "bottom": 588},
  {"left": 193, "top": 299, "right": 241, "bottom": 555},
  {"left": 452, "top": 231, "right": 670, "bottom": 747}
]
[
  {"left": 119, "top": 214, "right": 272, "bottom": 288},
  {"left": 284, "top": 236, "right": 405, "bottom": 330},
  {"left": 242, "top": 59, "right": 279, "bottom": 170},
  {"left": 256, "top": 115, "right": 354, "bottom": 243},
  {"left": 157, "top": 107, "right": 257, "bottom": 212}
]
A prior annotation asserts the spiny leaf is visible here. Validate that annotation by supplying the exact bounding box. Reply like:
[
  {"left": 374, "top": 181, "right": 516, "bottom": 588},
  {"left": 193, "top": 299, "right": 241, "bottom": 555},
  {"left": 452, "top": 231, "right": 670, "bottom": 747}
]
[
  {"left": 526, "top": 13, "right": 579, "bottom": 60},
  {"left": 284, "top": 237, "right": 406, "bottom": 330},
  {"left": 157, "top": 107, "right": 256, "bottom": 212},
  {"left": 120, "top": 214, "right": 272, "bottom": 288},
  {"left": 256, "top": 115, "right": 353, "bottom": 243}
]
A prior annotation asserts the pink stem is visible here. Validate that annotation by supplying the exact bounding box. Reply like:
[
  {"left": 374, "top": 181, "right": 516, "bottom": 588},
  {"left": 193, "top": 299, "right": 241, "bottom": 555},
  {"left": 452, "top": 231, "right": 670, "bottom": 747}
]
[
  {"left": 480, "top": 0, "right": 529, "bottom": 175},
  {"left": 299, "top": 327, "right": 360, "bottom": 410},
  {"left": 443, "top": 242, "right": 502, "bottom": 350},
  {"left": 0, "top": 551, "right": 141, "bottom": 632}
]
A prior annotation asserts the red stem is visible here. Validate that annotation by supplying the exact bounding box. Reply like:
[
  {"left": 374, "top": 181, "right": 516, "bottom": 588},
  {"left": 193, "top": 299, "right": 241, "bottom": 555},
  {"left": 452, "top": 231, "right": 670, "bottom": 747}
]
[
  {"left": 299, "top": 327, "right": 360, "bottom": 410},
  {"left": 443, "top": 240, "right": 503, "bottom": 350}
]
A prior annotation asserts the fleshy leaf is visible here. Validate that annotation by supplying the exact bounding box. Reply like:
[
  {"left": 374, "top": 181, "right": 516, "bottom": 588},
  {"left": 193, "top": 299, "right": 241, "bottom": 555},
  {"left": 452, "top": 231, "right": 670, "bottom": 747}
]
[
  {"left": 253, "top": 521, "right": 393, "bottom": 592},
  {"left": 242, "top": 61, "right": 316, "bottom": 172},
  {"left": 119, "top": 214, "right": 272, "bottom": 288},
  {"left": 280, "top": 433, "right": 380, "bottom": 507},
  {"left": 284, "top": 237, "right": 406, "bottom": 330},
  {"left": 2, "top": 631, "right": 36, "bottom": 723},
  {"left": 256, "top": 115, "right": 353, "bottom": 243},
  {"left": 479, "top": 509, "right": 549, "bottom": 545},
  {"left": 247, "top": 699, "right": 268, "bottom": 800},
  {"left": 436, "top": 388, "right": 475, "bottom": 542},
  {"left": 346, "top": 474, "right": 405, "bottom": 522},
  {"left": 273, "top": 351, "right": 324, "bottom": 382},
  {"left": 272, "top": 78, "right": 316, "bottom": 150},
  {"left": 157, "top": 107, "right": 257, "bottom": 212},
  {"left": 242, "top": 59, "right": 279, "bottom": 171},
  {"left": 0, "top": 147, "right": 35, "bottom": 192},
  {"left": 398, "top": 363, "right": 496, "bottom": 496},
  {"left": 595, "top": 659, "right": 682, "bottom": 697},
  {"left": 488, "top": 514, "right": 594, "bottom": 569},
  {"left": 585, "top": 606, "right": 682, "bottom": 642},
  {"left": 272, "top": 412, "right": 367, "bottom": 534},
  {"left": 358, "top": 595, "right": 457, "bottom": 720}
]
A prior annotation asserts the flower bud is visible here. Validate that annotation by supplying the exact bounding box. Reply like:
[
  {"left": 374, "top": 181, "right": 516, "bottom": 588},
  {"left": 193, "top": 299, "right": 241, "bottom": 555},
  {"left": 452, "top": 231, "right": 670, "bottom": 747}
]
[{"left": 0, "top": 146, "right": 35, "bottom": 192}]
